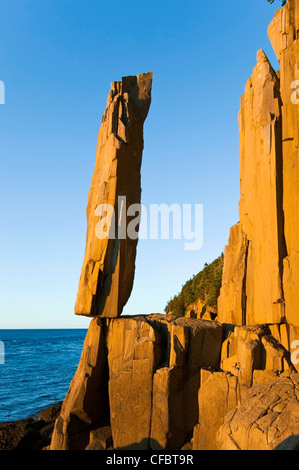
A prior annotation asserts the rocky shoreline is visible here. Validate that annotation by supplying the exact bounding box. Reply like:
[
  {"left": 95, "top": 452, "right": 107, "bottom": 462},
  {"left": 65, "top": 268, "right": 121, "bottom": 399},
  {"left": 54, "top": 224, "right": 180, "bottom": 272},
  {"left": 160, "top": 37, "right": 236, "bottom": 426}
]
[
  {"left": 0, "top": 403, "right": 62, "bottom": 451},
  {"left": 0, "top": 403, "right": 118, "bottom": 451},
  {"left": 0, "top": 400, "right": 195, "bottom": 451}
]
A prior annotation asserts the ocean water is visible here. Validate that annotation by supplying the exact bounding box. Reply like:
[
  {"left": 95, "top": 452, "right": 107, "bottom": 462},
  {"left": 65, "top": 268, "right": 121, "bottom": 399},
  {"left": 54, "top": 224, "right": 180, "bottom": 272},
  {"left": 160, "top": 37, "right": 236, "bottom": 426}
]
[{"left": 0, "top": 329, "right": 87, "bottom": 423}]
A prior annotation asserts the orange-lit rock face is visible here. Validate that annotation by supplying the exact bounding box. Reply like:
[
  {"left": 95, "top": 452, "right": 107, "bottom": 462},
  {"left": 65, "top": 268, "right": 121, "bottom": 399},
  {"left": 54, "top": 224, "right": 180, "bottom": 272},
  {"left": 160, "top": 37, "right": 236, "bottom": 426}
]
[
  {"left": 50, "top": 3, "right": 299, "bottom": 454},
  {"left": 50, "top": 315, "right": 223, "bottom": 451},
  {"left": 238, "top": 50, "right": 285, "bottom": 325},
  {"left": 268, "top": 0, "right": 299, "bottom": 326},
  {"left": 217, "top": 374, "right": 299, "bottom": 451},
  {"left": 75, "top": 73, "right": 153, "bottom": 318},
  {"left": 219, "top": 0, "right": 299, "bottom": 328},
  {"left": 50, "top": 318, "right": 109, "bottom": 450},
  {"left": 218, "top": 50, "right": 285, "bottom": 326},
  {"left": 217, "top": 222, "right": 248, "bottom": 325}
]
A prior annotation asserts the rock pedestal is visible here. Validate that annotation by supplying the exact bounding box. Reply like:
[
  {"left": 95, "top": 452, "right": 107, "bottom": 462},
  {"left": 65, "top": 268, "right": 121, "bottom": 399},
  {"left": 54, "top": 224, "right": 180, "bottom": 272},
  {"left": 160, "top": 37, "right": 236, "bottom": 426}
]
[{"left": 50, "top": 315, "right": 223, "bottom": 450}]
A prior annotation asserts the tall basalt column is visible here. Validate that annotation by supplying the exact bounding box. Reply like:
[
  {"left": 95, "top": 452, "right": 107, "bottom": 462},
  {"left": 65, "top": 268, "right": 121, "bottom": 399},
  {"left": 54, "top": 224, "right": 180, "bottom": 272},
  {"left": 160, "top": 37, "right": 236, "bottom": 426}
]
[
  {"left": 219, "top": 50, "right": 285, "bottom": 326},
  {"left": 217, "top": 222, "right": 248, "bottom": 325},
  {"left": 238, "top": 49, "right": 285, "bottom": 325},
  {"left": 75, "top": 73, "right": 153, "bottom": 318},
  {"left": 268, "top": 0, "right": 299, "bottom": 327}
]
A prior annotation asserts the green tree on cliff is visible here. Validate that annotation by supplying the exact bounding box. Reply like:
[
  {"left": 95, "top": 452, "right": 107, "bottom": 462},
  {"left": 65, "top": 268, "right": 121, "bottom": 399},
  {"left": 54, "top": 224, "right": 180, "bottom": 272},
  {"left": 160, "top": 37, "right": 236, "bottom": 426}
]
[
  {"left": 267, "top": 0, "right": 287, "bottom": 5},
  {"left": 164, "top": 255, "right": 224, "bottom": 317}
]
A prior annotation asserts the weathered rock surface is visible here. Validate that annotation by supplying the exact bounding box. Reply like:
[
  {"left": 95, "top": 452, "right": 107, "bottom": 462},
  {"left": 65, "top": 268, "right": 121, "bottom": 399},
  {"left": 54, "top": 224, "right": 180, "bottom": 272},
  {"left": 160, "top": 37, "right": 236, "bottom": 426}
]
[
  {"left": 218, "top": 0, "right": 299, "bottom": 366},
  {"left": 239, "top": 49, "right": 285, "bottom": 325},
  {"left": 193, "top": 2, "right": 299, "bottom": 449},
  {"left": 218, "top": 222, "right": 248, "bottom": 325},
  {"left": 50, "top": 318, "right": 109, "bottom": 450},
  {"left": 220, "top": 324, "right": 296, "bottom": 396},
  {"left": 268, "top": 0, "right": 299, "bottom": 327},
  {"left": 106, "top": 317, "right": 162, "bottom": 450},
  {"left": 75, "top": 72, "right": 153, "bottom": 318},
  {"left": 149, "top": 316, "right": 223, "bottom": 450},
  {"left": 217, "top": 374, "right": 299, "bottom": 450},
  {"left": 185, "top": 299, "right": 217, "bottom": 321},
  {"left": 192, "top": 324, "right": 299, "bottom": 451},
  {"left": 85, "top": 425, "right": 113, "bottom": 451},
  {"left": 218, "top": 49, "right": 285, "bottom": 326},
  {"left": 193, "top": 369, "right": 239, "bottom": 451}
]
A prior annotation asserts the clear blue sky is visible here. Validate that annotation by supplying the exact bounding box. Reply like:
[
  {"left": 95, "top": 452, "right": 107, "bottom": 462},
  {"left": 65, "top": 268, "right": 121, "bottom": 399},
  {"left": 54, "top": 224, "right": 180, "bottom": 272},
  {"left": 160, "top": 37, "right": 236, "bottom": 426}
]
[{"left": 0, "top": 0, "right": 281, "bottom": 328}]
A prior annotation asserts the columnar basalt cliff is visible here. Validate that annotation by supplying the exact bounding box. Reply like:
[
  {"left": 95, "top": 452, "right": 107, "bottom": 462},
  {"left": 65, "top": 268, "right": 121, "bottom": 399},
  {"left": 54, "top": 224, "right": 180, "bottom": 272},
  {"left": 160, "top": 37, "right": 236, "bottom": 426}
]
[
  {"left": 49, "top": 1, "right": 299, "bottom": 453},
  {"left": 218, "top": 0, "right": 299, "bottom": 336},
  {"left": 218, "top": 50, "right": 285, "bottom": 326},
  {"left": 268, "top": 2, "right": 299, "bottom": 327}
]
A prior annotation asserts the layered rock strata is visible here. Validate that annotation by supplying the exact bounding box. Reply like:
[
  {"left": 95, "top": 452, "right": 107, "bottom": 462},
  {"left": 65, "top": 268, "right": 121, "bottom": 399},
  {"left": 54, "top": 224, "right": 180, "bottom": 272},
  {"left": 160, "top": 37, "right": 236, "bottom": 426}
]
[{"left": 217, "top": 374, "right": 299, "bottom": 450}]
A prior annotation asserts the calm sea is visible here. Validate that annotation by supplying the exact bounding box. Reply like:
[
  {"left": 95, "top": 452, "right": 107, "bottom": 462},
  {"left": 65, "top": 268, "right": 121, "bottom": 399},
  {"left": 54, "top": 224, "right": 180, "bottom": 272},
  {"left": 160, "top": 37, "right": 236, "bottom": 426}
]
[{"left": 0, "top": 329, "right": 87, "bottom": 423}]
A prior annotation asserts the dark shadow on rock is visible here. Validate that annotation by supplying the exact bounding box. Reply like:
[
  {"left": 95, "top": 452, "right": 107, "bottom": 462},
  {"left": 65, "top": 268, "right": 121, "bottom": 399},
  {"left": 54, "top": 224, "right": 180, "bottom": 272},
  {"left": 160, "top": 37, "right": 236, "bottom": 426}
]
[
  {"left": 274, "top": 435, "right": 299, "bottom": 450},
  {"left": 115, "top": 438, "right": 163, "bottom": 451}
]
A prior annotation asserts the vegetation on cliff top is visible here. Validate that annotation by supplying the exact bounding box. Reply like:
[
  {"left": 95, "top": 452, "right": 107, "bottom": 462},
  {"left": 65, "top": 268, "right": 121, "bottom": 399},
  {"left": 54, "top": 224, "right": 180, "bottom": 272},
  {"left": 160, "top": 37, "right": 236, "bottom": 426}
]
[
  {"left": 267, "top": 0, "right": 287, "bottom": 5},
  {"left": 165, "top": 254, "right": 224, "bottom": 317}
]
